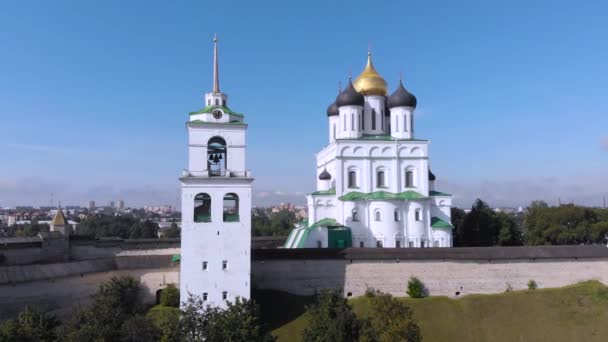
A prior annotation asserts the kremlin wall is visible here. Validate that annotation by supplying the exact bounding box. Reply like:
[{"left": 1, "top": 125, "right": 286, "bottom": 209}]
[{"left": 2, "top": 238, "right": 608, "bottom": 320}]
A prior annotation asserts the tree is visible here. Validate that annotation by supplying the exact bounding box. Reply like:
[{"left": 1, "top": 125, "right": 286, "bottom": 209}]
[
  {"left": 359, "top": 292, "right": 421, "bottom": 342},
  {"left": 302, "top": 289, "right": 360, "bottom": 342},
  {"left": 458, "top": 199, "right": 500, "bottom": 246},
  {"left": 147, "top": 306, "right": 181, "bottom": 342},
  {"left": 160, "top": 284, "right": 180, "bottom": 307},
  {"left": 179, "top": 294, "right": 274, "bottom": 342},
  {"left": 129, "top": 220, "right": 159, "bottom": 239},
  {"left": 496, "top": 212, "right": 524, "bottom": 246},
  {"left": 450, "top": 207, "right": 467, "bottom": 246},
  {"left": 0, "top": 306, "right": 59, "bottom": 342},
  {"left": 162, "top": 223, "right": 181, "bottom": 239},
  {"left": 525, "top": 203, "right": 608, "bottom": 245},
  {"left": 60, "top": 276, "right": 145, "bottom": 341},
  {"left": 119, "top": 315, "right": 160, "bottom": 342},
  {"left": 406, "top": 277, "right": 428, "bottom": 298}
]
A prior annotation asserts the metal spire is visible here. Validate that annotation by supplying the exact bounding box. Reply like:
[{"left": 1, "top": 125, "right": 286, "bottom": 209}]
[{"left": 213, "top": 34, "right": 220, "bottom": 93}]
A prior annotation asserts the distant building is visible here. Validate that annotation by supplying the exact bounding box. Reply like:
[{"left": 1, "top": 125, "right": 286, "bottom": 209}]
[
  {"left": 110, "top": 201, "right": 115, "bottom": 209},
  {"left": 89, "top": 201, "right": 96, "bottom": 210},
  {"left": 119, "top": 200, "right": 125, "bottom": 211}
]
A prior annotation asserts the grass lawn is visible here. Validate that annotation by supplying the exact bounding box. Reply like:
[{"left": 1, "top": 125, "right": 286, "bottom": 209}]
[{"left": 255, "top": 281, "right": 608, "bottom": 342}]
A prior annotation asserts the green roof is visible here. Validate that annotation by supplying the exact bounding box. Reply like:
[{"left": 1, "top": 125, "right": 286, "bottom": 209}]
[
  {"left": 336, "top": 134, "right": 428, "bottom": 142},
  {"left": 310, "top": 188, "right": 336, "bottom": 196},
  {"left": 189, "top": 105, "right": 244, "bottom": 117},
  {"left": 171, "top": 254, "right": 181, "bottom": 263},
  {"left": 430, "top": 190, "right": 452, "bottom": 196},
  {"left": 431, "top": 217, "right": 453, "bottom": 229},
  {"left": 309, "top": 218, "right": 342, "bottom": 228},
  {"left": 339, "top": 190, "right": 427, "bottom": 201},
  {"left": 188, "top": 120, "right": 246, "bottom": 126}
]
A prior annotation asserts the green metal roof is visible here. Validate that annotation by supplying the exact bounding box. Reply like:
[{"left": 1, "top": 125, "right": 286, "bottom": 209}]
[
  {"left": 336, "top": 134, "right": 428, "bottom": 142},
  {"left": 171, "top": 254, "right": 181, "bottom": 263},
  {"left": 431, "top": 217, "right": 453, "bottom": 229},
  {"left": 429, "top": 190, "right": 452, "bottom": 196},
  {"left": 339, "top": 190, "right": 426, "bottom": 201},
  {"left": 189, "top": 105, "right": 244, "bottom": 117},
  {"left": 310, "top": 188, "right": 336, "bottom": 196},
  {"left": 188, "top": 120, "right": 246, "bottom": 126}
]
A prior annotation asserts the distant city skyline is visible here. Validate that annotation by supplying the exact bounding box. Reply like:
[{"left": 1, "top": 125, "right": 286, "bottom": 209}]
[{"left": 1, "top": 0, "right": 607, "bottom": 209}]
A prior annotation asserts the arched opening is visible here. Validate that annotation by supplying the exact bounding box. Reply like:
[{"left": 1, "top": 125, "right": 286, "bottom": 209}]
[
  {"left": 405, "top": 170, "right": 414, "bottom": 188},
  {"left": 155, "top": 289, "right": 163, "bottom": 305},
  {"left": 374, "top": 210, "right": 381, "bottom": 221},
  {"left": 377, "top": 170, "right": 385, "bottom": 187},
  {"left": 223, "top": 193, "right": 239, "bottom": 222},
  {"left": 415, "top": 208, "right": 421, "bottom": 221},
  {"left": 371, "top": 109, "right": 376, "bottom": 129},
  {"left": 394, "top": 209, "right": 399, "bottom": 221},
  {"left": 348, "top": 171, "right": 357, "bottom": 188},
  {"left": 194, "top": 193, "right": 211, "bottom": 222},
  {"left": 352, "top": 209, "right": 359, "bottom": 222},
  {"left": 215, "top": 99, "right": 219, "bottom": 105},
  {"left": 208, "top": 136, "right": 227, "bottom": 177},
  {"left": 376, "top": 240, "right": 383, "bottom": 248}
]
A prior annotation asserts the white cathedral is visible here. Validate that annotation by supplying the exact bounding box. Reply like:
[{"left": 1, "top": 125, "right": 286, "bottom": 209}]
[
  {"left": 285, "top": 52, "right": 454, "bottom": 249},
  {"left": 179, "top": 36, "right": 252, "bottom": 308}
]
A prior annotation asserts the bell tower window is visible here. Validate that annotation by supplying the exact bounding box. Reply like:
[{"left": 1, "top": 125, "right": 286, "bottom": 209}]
[
  {"left": 223, "top": 193, "right": 239, "bottom": 222},
  {"left": 371, "top": 109, "right": 376, "bottom": 130},
  {"left": 207, "top": 136, "right": 227, "bottom": 177},
  {"left": 348, "top": 171, "right": 357, "bottom": 188},
  {"left": 405, "top": 170, "right": 414, "bottom": 188},
  {"left": 194, "top": 193, "right": 211, "bottom": 222}
]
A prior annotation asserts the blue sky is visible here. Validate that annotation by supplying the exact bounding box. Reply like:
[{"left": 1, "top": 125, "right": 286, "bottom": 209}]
[{"left": 1, "top": 0, "right": 607, "bottom": 208}]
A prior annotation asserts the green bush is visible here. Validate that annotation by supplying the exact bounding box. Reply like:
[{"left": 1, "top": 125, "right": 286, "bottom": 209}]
[
  {"left": 505, "top": 283, "right": 514, "bottom": 292},
  {"left": 364, "top": 287, "right": 380, "bottom": 298},
  {"left": 160, "top": 284, "right": 180, "bottom": 307},
  {"left": 407, "top": 277, "right": 428, "bottom": 298},
  {"left": 527, "top": 280, "right": 538, "bottom": 290},
  {"left": 147, "top": 305, "right": 180, "bottom": 342}
]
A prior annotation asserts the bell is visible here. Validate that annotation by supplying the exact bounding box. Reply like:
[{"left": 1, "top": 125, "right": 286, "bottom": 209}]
[
  {"left": 218, "top": 154, "right": 223, "bottom": 160},
  {"left": 208, "top": 154, "right": 214, "bottom": 161},
  {"left": 213, "top": 155, "right": 220, "bottom": 163}
]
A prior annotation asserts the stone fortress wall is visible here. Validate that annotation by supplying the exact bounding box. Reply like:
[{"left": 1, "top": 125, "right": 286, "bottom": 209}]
[{"left": 2, "top": 242, "right": 608, "bottom": 320}]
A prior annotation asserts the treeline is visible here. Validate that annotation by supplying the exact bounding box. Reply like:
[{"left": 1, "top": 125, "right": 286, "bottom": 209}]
[
  {"left": 1, "top": 223, "right": 50, "bottom": 238},
  {"left": 252, "top": 209, "right": 299, "bottom": 237},
  {"left": 75, "top": 215, "right": 160, "bottom": 239},
  {"left": 453, "top": 199, "right": 608, "bottom": 247}
]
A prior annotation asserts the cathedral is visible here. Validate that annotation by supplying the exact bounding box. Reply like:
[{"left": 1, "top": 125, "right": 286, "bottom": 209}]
[{"left": 285, "top": 52, "right": 453, "bottom": 249}]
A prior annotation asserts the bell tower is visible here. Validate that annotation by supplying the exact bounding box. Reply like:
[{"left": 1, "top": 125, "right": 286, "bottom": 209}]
[{"left": 180, "top": 36, "right": 253, "bottom": 308}]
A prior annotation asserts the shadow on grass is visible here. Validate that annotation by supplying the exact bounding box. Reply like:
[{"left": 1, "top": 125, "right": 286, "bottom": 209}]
[{"left": 252, "top": 288, "right": 314, "bottom": 331}]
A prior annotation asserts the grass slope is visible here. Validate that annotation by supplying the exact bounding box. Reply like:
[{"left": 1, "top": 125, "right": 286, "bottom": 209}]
[{"left": 261, "top": 281, "right": 608, "bottom": 342}]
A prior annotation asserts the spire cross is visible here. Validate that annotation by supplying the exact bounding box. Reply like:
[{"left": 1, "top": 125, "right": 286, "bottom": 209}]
[
  {"left": 368, "top": 41, "right": 372, "bottom": 56},
  {"left": 213, "top": 34, "right": 220, "bottom": 93},
  {"left": 338, "top": 81, "right": 342, "bottom": 93}
]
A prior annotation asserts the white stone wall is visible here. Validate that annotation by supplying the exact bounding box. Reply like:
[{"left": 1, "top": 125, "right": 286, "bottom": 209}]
[{"left": 252, "top": 258, "right": 608, "bottom": 297}]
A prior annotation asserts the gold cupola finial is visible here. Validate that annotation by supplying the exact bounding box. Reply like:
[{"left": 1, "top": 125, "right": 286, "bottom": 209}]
[{"left": 353, "top": 48, "right": 388, "bottom": 96}]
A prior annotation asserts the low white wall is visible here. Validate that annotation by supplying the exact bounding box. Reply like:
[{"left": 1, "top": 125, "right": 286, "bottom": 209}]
[{"left": 252, "top": 258, "right": 608, "bottom": 297}]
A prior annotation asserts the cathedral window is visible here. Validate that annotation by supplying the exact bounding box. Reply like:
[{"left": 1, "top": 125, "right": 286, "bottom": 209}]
[
  {"left": 377, "top": 170, "right": 385, "bottom": 188},
  {"left": 207, "top": 100, "right": 211, "bottom": 106},
  {"left": 362, "top": 112, "right": 365, "bottom": 130},
  {"left": 332, "top": 124, "right": 336, "bottom": 140},
  {"left": 434, "top": 240, "right": 440, "bottom": 247},
  {"left": 208, "top": 136, "right": 227, "bottom": 177},
  {"left": 376, "top": 240, "right": 383, "bottom": 248},
  {"left": 223, "top": 193, "right": 239, "bottom": 222},
  {"left": 396, "top": 240, "right": 401, "bottom": 248},
  {"left": 394, "top": 210, "right": 399, "bottom": 221},
  {"left": 222, "top": 291, "right": 228, "bottom": 300},
  {"left": 222, "top": 99, "right": 226, "bottom": 106},
  {"left": 371, "top": 109, "right": 376, "bottom": 130},
  {"left": 415, "top": 208, "right": 421, "bottom": 221},
  {"left": 409, "top": 241, "right": 414, "bottom": 248},
  {"left": 203, "top": 293, "right": 208, "bottom": 301},
  {"left": 343, "top": 115, "right": 346, "bottom": 131},
  {"left": 222, "top": 260, "right": 228, "bottom": 270},
  {"left": 396, "top": 115, "right": 399, "bottom": 132},
  {"left": 359, "top": 241, "right": 364, "bottom": 248},
  {"left": 374, "top": 210, "right": 381, "bottom": 221},
  {"left": 405, "top": 170, "right": 414, "bottom": 188},
  {"left": 348, "top": 171, "right": 357, "bottom": 188},
  {"left": 215, "top": 99, "right": 219, "bottom": 105},
  {"left": 360, "top": 113, "right": 363, "bottom": 130},
  {"left": 194, "top": 193, "right": 211, "bottom": 222},
  {"left": 404, "top": 114, "right": 409, "bottom": 132},
  {"left": 421, "top": 240, "right": 426, "bottom": 248},
  {"left": 202, "top": 261, "right": 208, "bottom": 270},
  {"left": 317, "top": 240, "right": 322, "bottom": 248},
  {"left": 352, "top": 210, "right": 359, "bottom": 222}
]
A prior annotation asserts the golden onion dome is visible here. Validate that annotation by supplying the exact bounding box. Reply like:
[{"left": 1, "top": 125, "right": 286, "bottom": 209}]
[{"left": 353, "top": 52, "right": 388, "bottom": 96}]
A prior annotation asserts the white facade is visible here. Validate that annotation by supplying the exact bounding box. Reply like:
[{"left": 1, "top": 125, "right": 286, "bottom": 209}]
[
  {"left": 287, "top": 53, "right": 453, "bottom": 249},
  {"left": 180, "top": 37, "right": 253, "bottom": 308}
]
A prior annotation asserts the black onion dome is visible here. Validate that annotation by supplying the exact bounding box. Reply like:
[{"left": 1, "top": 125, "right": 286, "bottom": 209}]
[
  {"left": 326, "top": 101, "right": 339, "bottom": 116},
  {"left": 428, "top": 170, "right": 436, "bottom": 181},
  {"left": 319, "top": 169, "right": 332, "bottom": 180},
  {"left": 336, "top": 80, "right": 364, "bottom": 107},
  {"left": 387, "top": 80, "right": 417, "bottom": 108}
]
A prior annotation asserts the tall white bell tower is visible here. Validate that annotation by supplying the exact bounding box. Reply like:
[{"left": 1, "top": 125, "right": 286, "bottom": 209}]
[{"left": 180, "top": 35, "right": 253, "bottom": 308}]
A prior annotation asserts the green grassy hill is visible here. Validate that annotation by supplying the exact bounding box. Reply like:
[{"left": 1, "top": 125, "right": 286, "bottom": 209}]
[{"left": 254, "top": 281, "right": 608, "bottom": 342}]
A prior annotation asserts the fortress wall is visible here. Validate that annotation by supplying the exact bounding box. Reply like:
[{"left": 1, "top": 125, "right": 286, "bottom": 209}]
[
  {"left": 0, "top": 267, "right": 179, "bottom": 320},
  {"left": 69, "top": 245, "right": 179, "bottom": 261},
  {"left": 252, "top": 258, "right": 608, "bottom": 297}
]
